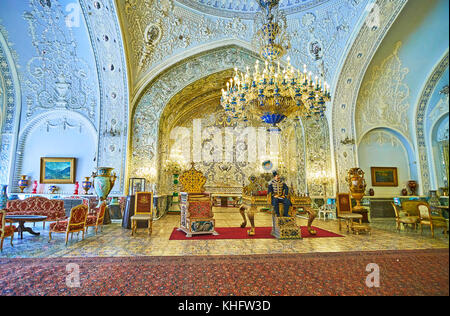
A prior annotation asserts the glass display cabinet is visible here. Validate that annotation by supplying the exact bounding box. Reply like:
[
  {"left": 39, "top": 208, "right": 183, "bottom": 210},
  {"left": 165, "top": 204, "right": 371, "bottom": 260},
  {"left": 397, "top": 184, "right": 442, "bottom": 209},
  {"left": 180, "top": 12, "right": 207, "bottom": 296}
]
[{"left": 128, "top": 178, "right": 146, "bottom": 196}]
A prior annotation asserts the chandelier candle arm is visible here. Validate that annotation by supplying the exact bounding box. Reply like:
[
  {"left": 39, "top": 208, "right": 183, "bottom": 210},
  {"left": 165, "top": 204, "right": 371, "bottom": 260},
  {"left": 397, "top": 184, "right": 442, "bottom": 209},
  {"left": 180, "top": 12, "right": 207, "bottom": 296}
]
[{"left": 221, "top": 0, "right": 331, "bottom": 129}]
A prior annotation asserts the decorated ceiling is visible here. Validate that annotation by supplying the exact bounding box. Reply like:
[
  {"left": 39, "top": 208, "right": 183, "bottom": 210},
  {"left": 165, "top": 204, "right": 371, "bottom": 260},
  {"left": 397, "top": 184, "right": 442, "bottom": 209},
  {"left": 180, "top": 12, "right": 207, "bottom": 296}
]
[{"left": 176, "top": 0, "right": 332, "bottom": 18}]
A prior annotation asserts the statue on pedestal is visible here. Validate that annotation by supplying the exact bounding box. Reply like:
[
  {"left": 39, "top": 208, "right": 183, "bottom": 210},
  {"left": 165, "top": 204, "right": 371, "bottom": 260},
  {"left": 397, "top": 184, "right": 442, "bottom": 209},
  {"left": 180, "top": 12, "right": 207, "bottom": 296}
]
[{"left": 268, "top": 171, "right": 292, "bottom": 217}]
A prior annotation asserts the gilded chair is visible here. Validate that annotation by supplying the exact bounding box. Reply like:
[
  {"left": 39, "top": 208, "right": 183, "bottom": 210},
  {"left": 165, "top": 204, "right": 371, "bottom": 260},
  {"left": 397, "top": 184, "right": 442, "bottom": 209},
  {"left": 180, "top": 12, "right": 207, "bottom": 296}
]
[
  {"left": 49, "top": 204, "right": 88, "bottom": 245},
  {"left": 336, "top": 193, "right": 363, "bottom": 232},
  {"left": 417, "top": 202, "right": 448, "bottom": 238},
  {"left": 0, "top": 210, "right": 15, "bottom": 251},
  {"left": 131, "top": 192, "right": 153, "bottom": 236},
  {"left": 401, "top": 200, "right": 422, "bottom": 217},
  {"left": 391, "top": 202, "right": 419, "bottom": 231},
  {"left": 178, "top": 163, "right": 217, "bottom": 237},
  {"left": 240, "top": 174, "right": 271, "bottom": 236},
  {"left": 85, "top": 201, "right": 107, "bottom": 235}
]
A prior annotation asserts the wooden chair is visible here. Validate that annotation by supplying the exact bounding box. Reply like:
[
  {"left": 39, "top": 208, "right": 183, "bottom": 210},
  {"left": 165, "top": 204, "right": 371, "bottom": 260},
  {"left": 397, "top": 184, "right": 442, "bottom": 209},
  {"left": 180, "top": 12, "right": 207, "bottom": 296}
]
[
  {"left": 49, "top": 204, "right": 88, "bottom": 245},
  {"left": 85, "top": 201, "right": 107, "bottom": 235},
  {"left": 401, "top": 200, "right": 422, "bottom": 217},
  {"left": 417, "top": 202, "right": 448, "bottom": 238},
  {"left": 131, "top": 192, "right": 153, "bottom": 236},
  {"left": 0, "top": 210, "right": 15, "bottom": 251},
  {"left": 391, "top": 202, "right": 419, "bottom": 231},
  {"left": 336, "top": 193, "right": 363, "bottom": 232}
]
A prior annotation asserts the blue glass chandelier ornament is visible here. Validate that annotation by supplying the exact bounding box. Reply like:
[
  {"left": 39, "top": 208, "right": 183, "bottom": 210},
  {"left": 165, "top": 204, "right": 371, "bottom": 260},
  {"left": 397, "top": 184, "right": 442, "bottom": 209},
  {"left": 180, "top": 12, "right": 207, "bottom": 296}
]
[{"left": 221, "top": 0, "right": 331, "bottom": 129}]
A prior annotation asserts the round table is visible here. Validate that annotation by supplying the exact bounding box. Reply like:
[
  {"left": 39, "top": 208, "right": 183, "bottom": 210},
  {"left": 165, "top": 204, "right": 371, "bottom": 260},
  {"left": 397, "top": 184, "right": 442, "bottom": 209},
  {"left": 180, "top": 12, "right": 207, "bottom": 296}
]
[{"left": 5, "top": 215, "right": 47, "bottom": 239}]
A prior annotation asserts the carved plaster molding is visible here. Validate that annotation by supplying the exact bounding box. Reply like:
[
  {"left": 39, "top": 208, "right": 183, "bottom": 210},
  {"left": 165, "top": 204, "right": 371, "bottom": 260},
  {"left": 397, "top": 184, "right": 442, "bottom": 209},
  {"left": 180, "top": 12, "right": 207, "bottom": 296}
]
[
  {"left": 415, "top": 52, "right": 449, "bottom": 194},
  {"left": 118, "top": 0, "right": 369, "bottom": 97},
  {"left": 176, "top": 0, "right": 331, "bottom": 19},
  {"left": 331, "top": 0, "right": 407, "bottom": 192},
  {"left": 356, "top": 41, "right": 410, "bottom": 140},
  {"left": 0, "top": 23, "right": 21, "bottom": 186},
  {"left": 130, "top": 45, "right": 261, "bottom": 189},
  {"left": 80, "top": 0, "right": 129, "bottom": 194}
]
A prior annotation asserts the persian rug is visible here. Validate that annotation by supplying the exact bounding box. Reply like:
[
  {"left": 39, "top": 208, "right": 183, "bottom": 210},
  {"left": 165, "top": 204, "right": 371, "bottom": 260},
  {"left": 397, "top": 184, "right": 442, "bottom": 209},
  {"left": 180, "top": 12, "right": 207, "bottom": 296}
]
[
  {"left": 0, "top": 249, "right": 447, "bottom": 296},
  {"left": 169, "top": 226, "right": 343, "bottom": 240}
]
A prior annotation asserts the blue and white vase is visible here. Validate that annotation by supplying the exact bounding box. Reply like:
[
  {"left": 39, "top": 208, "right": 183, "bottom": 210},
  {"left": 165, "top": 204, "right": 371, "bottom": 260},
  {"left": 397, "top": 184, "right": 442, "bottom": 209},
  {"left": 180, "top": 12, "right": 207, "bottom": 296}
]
[{"left": 0, "top": 185, "right": 8, "bottom": 209}]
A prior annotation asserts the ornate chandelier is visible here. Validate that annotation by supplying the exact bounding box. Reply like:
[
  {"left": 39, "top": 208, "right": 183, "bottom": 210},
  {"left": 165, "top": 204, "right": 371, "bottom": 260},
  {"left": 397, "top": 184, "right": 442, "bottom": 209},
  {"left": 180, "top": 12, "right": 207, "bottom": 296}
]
[{"left": 221, "top": 0, "right": 331, "bottom": 130}]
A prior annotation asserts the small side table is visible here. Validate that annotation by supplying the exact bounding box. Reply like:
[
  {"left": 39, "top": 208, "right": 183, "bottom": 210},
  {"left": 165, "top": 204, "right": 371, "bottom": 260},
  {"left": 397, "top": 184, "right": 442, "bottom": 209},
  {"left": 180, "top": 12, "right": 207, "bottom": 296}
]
[{"left": 5, "top": 215, "right": 47, "bottom": 239}]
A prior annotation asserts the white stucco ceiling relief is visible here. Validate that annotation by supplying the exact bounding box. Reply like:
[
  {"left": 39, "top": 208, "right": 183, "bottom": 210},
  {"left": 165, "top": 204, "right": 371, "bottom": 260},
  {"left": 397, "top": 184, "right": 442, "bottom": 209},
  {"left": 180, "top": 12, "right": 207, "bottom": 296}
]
[
  {"left": 176, "top": 0, "right": 331, "bottom": 18},
  {"left": 117, "top": 0, "right": 371, "bottom": 101}
]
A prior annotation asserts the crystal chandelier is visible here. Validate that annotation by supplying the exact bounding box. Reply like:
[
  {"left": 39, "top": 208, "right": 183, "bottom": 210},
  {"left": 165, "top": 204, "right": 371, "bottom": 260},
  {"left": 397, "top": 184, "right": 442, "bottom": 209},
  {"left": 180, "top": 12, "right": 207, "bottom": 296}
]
[{"left": 221, "top": 0, "right": 331, "bottom": 131}]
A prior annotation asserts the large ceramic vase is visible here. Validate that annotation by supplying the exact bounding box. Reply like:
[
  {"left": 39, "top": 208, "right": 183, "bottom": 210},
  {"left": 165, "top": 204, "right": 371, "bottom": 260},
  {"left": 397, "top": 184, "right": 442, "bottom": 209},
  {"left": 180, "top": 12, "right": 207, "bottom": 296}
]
[
  {"left": 0, "top": 185, "right": 8, "bottom": 209},
  {"left": 346, "top": 168, "right": 367, "bottom": 211},
  {"left": 408, "top": 180, "right": 418, "bottom": 196},
  {"left": 92, "top": 167, "right": 117, "bottom": 207}
]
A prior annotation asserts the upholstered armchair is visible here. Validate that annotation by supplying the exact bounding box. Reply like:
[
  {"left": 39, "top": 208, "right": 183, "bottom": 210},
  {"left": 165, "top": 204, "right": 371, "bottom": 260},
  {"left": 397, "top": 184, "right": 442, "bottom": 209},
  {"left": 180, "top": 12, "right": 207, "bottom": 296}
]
[
  {"left": 417, "top": 202, "right": 448, "bottom": 238},
  {"left": 49, "top": 204, "right": 88, "bottom": 245},
  {"left": 0, "top": 210, "right": 15, "bottom": 251},
  {"left": 391, "top": 202, "right": 419, "bottom": 231},
  {"left": 178, "top": 164, "right": 217, "bottom": 237},
  {"left": 85, "top": 201, "right": 107, "bottom": 235},
  {"left": 336, "top": 193, "right": 363, "bottom": 232},
  {"left": 401, "top": 200, "right": 422, "bottom": 217}
]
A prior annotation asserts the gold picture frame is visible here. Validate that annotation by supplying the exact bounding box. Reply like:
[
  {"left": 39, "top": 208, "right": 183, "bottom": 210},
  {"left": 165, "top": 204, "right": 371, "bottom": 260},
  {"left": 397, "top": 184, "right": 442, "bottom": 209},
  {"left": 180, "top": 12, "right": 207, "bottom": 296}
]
[
  {"left": 40, "top": 157, "right": 76, "bottom": 184},
  {"left": 371, "top": 167, "right": 398, "bottom": 187}
]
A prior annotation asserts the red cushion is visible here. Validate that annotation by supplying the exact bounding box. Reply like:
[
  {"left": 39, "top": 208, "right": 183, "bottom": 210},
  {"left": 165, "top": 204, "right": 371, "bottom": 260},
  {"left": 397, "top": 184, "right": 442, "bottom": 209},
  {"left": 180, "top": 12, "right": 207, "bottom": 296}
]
[
  {"left": 86, "top": 215, "right": 97, "bottom": 226},
  {"left": 257, "top": 191, "right": 268, "bottom": 196},
  {"left": 1, "top": 225, "right": 16, "bottom": 237}
]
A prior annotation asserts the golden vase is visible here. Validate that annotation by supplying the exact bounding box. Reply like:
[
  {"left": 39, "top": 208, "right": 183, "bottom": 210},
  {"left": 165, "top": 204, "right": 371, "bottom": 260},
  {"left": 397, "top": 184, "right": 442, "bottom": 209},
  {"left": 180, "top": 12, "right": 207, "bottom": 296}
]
[{"left": 346, "top": 168, "right": 366, "bottom": 211}]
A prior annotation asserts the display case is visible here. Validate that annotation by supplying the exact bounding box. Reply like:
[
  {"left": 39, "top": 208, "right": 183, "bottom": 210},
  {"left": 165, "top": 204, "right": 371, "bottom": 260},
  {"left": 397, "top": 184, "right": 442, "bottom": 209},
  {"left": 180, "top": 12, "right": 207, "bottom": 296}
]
[{"left": 128, "top": 178, "right": 146, "bottom": 196}]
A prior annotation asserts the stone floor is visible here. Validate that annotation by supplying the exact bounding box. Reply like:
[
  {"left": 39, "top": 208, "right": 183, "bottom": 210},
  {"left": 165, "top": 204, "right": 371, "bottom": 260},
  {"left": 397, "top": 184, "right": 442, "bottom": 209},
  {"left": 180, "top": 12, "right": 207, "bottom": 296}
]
[{"left": 0, "top": 208, "right": 448, "bottom": 258}]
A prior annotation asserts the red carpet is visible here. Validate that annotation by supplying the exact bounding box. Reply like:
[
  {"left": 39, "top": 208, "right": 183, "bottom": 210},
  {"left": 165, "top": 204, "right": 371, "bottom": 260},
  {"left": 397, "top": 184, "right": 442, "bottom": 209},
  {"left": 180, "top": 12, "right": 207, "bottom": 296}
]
[
  {"left": 0, "top": 249, "right": 448, "bottom": 296},
  {"left": 169, "top": 226, "right": 343, "bottom": 240}
]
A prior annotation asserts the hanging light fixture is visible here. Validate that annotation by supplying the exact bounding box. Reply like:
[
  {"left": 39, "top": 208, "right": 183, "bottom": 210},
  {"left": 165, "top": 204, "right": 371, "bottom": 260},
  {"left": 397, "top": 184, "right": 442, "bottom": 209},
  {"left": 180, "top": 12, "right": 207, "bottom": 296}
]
[{"left": 220, "top": 0, "right": 331, "bottom": 131}]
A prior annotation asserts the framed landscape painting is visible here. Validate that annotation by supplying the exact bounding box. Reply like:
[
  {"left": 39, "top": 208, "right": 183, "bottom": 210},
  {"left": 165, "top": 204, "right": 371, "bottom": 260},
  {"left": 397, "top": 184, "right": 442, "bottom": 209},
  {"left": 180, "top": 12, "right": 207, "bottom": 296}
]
[
  {"left": 40, "top": 157, "right": 76, "bottom": 184},
  {"left": 371, "top": 167, "right": 398, "bottom": 187}
]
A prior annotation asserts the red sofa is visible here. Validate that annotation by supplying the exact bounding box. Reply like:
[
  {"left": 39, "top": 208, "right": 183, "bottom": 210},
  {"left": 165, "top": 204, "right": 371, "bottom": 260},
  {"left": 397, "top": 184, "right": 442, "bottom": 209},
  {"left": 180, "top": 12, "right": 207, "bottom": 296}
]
[{"left": 6, "top": 196, "right": 66, "bottom": 228}]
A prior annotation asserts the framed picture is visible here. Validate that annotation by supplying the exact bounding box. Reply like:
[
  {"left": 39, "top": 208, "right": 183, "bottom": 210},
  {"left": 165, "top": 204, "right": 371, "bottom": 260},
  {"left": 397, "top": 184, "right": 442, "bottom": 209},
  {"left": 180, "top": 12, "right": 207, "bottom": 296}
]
[
  {"left": 371, "top": 167, "right": 398, "bottom": 187},
  {"left": 40, "top": 157, "right": 76, "bottom": 184}
]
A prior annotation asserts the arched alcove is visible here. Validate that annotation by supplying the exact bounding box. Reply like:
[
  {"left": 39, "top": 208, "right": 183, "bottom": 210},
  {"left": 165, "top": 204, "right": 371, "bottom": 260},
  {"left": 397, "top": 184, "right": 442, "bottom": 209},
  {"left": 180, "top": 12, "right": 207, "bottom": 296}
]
[
  {"left": 431, "top": 114, "right": 449, "bottom": 190},
  {"left": 156, "top": 72, "right": 332, "bottom": 195},
  {"left": 358, "top": 127, "right": 414, "bottom": 196},
  {"left": 130, "top": 44, "right": 332, "bottom": 195},
  {"left": 13, "top": 110, "right": 98, "bottom": 193}
]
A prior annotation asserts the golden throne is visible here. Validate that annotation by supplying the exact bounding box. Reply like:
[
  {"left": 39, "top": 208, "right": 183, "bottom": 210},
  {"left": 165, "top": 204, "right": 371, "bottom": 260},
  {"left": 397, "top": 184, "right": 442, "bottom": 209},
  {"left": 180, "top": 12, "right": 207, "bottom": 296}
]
[
  {"left": 240, "top": 175, "right": 318, "bottom": 238},
  {"left": 240, "top": 174, "right": 272, "bottom": 236},
  {"left": 177, "top": 163, "right": 218, "bottom": 237}
]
